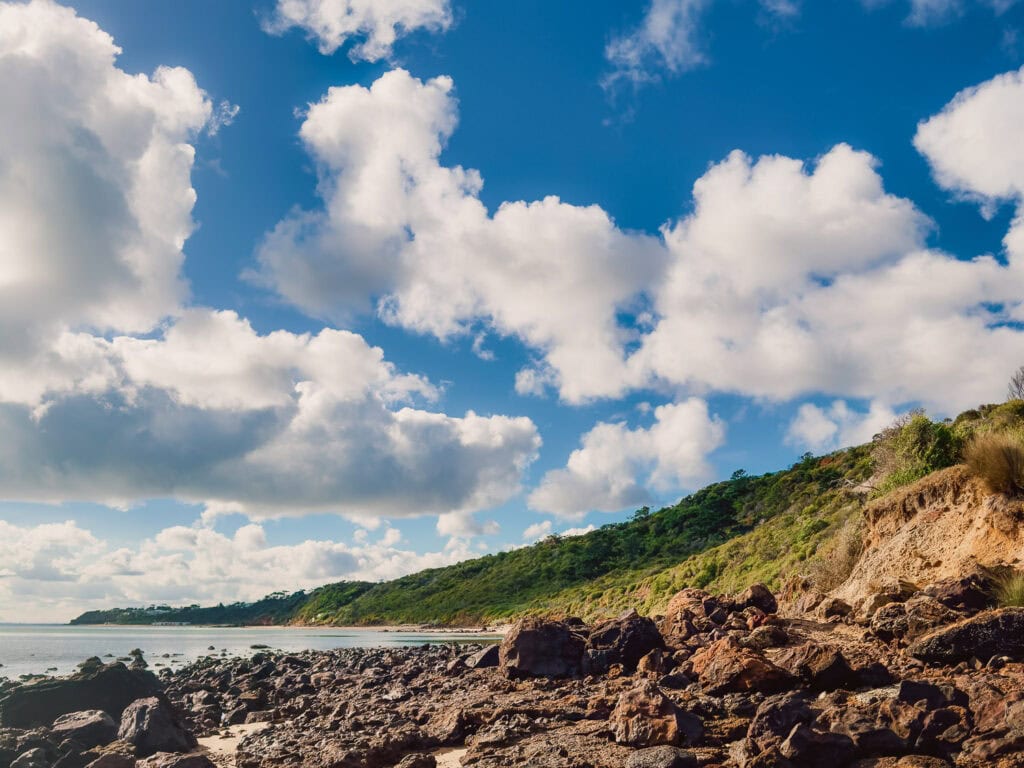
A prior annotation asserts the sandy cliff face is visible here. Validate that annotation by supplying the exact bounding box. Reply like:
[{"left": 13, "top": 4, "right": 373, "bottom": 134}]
[{"left": 834, "top": 465, "right": 1024, "bottom": 605}]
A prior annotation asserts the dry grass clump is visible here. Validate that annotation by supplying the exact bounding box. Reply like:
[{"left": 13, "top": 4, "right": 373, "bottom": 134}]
[
  {"left": 964, "top": 432, "right": 1024, "bottom": 496},
  {"left": 994, "top": 570, "right": 1024, "bottom": 608},
  {"left": 807, "top": 516, "right": 864, "bottom": 592}
]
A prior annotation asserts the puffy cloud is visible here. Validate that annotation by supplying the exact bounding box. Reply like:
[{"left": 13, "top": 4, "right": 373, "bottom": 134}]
[
  {"left": 522, "top": 520, "right": 552, "bottom": 541},
  {"left": 436, "top": 511, "right": 500, "bottom": 539},
  {"left": 0, "top": 518, "right": 480, "bottom": 623},
  {"left": 529, "top": 399, "right": 725, "bottom": 518},
  {"left": 0, "top": 0, "right": 210, "bottom": 403},
  {"left": 786, "top": 400, "right": 899, "bottom": 453},
  {"left": 0, "top": 310, "right": 540, "bottom": 520},
  {"left": 263, "top": 0, "right": 452, "bottom": 60},
  {"left": 915, "top": 66, "right": 1024, "bottom": 206},
  {"left": 636, "top": 143, "right": 1024, "bottom": 412},
  {"left": 0, "top": 3, "right": 541, "bottom": 525},
  {"left": 257, "top": 67, "right": 1024, "bottom": 418},
  {"left": 253, "top": 69, "right": 665, "bottom": 403}
]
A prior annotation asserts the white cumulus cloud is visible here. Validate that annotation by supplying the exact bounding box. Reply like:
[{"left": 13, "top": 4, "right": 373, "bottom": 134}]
[
  {"left": 636, "top": 143, "right": 1024, "bottom": 413},
  {"left": 253, "top": 69, "right": 666, "bottom": 404},
  {"left": 264, "top": 0, "right": 452, "bottom": 60},
  {"left": 0, "top": 1, "right": 541, "bottom": 526},
  {"left": 0, "top": 518, "right": 482, "bottom": 623},
  {"left": 529, "top": 399, "right": 725, "bottom": 518},
  {"left": 786, "top": 400, "right": 899, "bottom": 453}
]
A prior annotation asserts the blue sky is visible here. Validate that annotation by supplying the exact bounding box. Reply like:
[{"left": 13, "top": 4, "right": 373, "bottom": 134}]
[{"left": 1, "top": 0, "right": 1023, "bottom": 621}]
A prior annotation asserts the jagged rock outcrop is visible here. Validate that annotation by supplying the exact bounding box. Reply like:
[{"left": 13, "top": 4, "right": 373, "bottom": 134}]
[
  {"left": 498, "top": 617, "right": 586, "bottom": 678},
  {"left": 0, "top": 664, "right": 161, "bottom": 728}
]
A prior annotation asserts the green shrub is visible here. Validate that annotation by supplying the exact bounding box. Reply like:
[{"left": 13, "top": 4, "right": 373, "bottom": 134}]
[
  {"left": 965, "top": 432, "right": 1024, "bottom": 496},
  {"left": 872, "top": 412, "right": 962, "bottom": 495}
]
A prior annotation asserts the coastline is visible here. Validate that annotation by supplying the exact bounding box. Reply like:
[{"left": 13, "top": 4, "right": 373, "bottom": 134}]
[{"left": 65, "top": 622, "right": 510, "bottom": 634}]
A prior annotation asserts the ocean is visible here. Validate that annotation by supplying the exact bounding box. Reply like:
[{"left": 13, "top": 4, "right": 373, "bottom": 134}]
[{"left": 0, "top": 624, "right": 501, "bottom": 680}]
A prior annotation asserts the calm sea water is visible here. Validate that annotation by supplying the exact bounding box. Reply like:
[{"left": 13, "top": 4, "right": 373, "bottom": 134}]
[{"left": 0, "top": 625, "right": 501, "bottom": 681}]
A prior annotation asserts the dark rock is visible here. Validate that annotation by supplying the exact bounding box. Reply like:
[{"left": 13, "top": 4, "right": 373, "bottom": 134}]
[
  {"left": 51, "top": 711, "right": 118, "bottom": 749},
  {"left": 742, "top": 624, "right": 788, "bottom": 651},
  {"left": 820, "top": 598, "right": 853, "bottom": 619},
  {"left": 624, "top": 745, "right": 698, "bottom": 768},
  {"left": 896, "top": 681, "right": 967, "bottom": 710},
  {"left": 395, "top": 755, "right": 436, "bottom": 768},
  {"left": 585, "top": 610, "right": 664, "bottom": 673},
  {"left": 746, "top": 692, "right": 814, "bottom": 755},
  {"left": 11, "top": 749, "right": 49, "bottom": 768},
  {"left": 609, "top": 682, "right": 703, "bottom": 747},
  {"left": 83, "top": 755, "right": 135, "bottom": 768},
  {"left": 907, "top": 608, "right": 1024, "bottom": 664},
  {"left": 773, "top": 643, "right": 859, "bottom": 691},
  {"left": 135, "top": 754, "right": 214, "bottom": 768},
  {"left": 498, "top": 618, "right": 586, "bottom": 678},
  {"left": 465, "top": 645, "right": 499, "bottom": 669},
  {"left": 117, "top": 698, "right": 196, "bottom": 758},
  {"left": 0, "top": 665, "right": 161, "bottom": 729},
  {"left": 779, "top": 724, "right": 856, "bottom": 767},
  {"left": 922, "top": 571, "right": 994, "bottom": 613},
  {"left": 736, "top": 584, "right": 778, "bottom": 614},
  {"left": 870, "top": 603, "right": 909, "bottom": 641}
]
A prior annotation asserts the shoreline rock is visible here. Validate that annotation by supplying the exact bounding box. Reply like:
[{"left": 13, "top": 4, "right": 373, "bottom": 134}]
[{"left": 3, "top": 579, "right": 1024, "bottom": 767}]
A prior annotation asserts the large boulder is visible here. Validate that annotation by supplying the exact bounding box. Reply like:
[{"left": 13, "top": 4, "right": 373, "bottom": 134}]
[
  {"left": 735, "top": 584, "right": 778, "bottom": 615},
  {"left": 745, "top": 691, "right": 814, "bottom": 755},
  {"left": 51, "top": 710, "right": 118, "bottom": 749},
  {"left": 585, "top": 610, "right": 664, "bottom": 673},
  {"left": 772, "top": 643, "right": 859, "bottom": 691},
  {"left": 0, "top": 664, "right": 161, "bottom": 728},
  {"left": 659, "top": 589, "right": 716, "bottom": 643},
  {"left": 688, "top": 638, "right": 794, "bottom": 696},
  {"left": 609, "top": 682, "right": 703, "bottom": 748},
  {"left": 907, "top": 608, "right": 1024, "bottom": 664},
  {"left": 117, "top": 697, "right": 196, "bottom": 758},
  {"left": 922, "top": 570, "right": 995, "bottom": 614},
  {"left": 498, "top": 617, "right": 586, "bottom": 678}
]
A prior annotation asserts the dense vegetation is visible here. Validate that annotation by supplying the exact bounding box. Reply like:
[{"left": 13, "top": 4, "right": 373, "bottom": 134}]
[
  {"left": 71, "top": 445, "right": 873, "bottom": 626},
  {"left": 71, "top": 400, "right": 1024, "bottom": 628},
  {"left": 68, "top": 589, "right": 360, "bottom": 626}
]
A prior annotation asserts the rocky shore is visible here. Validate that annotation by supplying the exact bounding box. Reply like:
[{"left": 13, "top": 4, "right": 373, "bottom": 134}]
[{"left": 3, "top": 574, "right": 1024, "bottom": 768}]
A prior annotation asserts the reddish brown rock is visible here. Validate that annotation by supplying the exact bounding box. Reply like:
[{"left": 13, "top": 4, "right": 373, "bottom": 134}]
[
  {"left": 736, "top": 584, "right": 778, "bottom": 615},
  {"left": 688, "top": 638, "right": 794, "bottom": 696},
  {"left": 609, "top": 682, "right": 702, "bottom": 748}
]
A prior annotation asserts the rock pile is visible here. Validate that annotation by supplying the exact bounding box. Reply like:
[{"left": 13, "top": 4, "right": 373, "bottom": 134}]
[{"left": 3, "top": 575, "right": 1024, "bottom": 767}]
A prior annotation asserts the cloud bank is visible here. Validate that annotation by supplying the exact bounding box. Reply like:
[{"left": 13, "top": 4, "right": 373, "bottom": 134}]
[{"left": 0, "top": 1, "right": 539, "bottom": 525}]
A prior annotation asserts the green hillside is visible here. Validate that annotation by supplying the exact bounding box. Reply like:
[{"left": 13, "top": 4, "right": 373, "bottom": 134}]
[{"left": 72, "top": 401, "right": 1024, "bottom": 628}]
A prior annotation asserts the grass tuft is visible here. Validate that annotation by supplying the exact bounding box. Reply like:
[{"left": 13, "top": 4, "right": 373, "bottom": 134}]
[
  {"left": 806, "top": 515, "right": 864, "bottom": 593},
  {"left": 994, "top": 571, "right": 1024, "bottom": 608},
  {"left": 964, "top": 432, "right": 1024, "bottom": 496}
]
